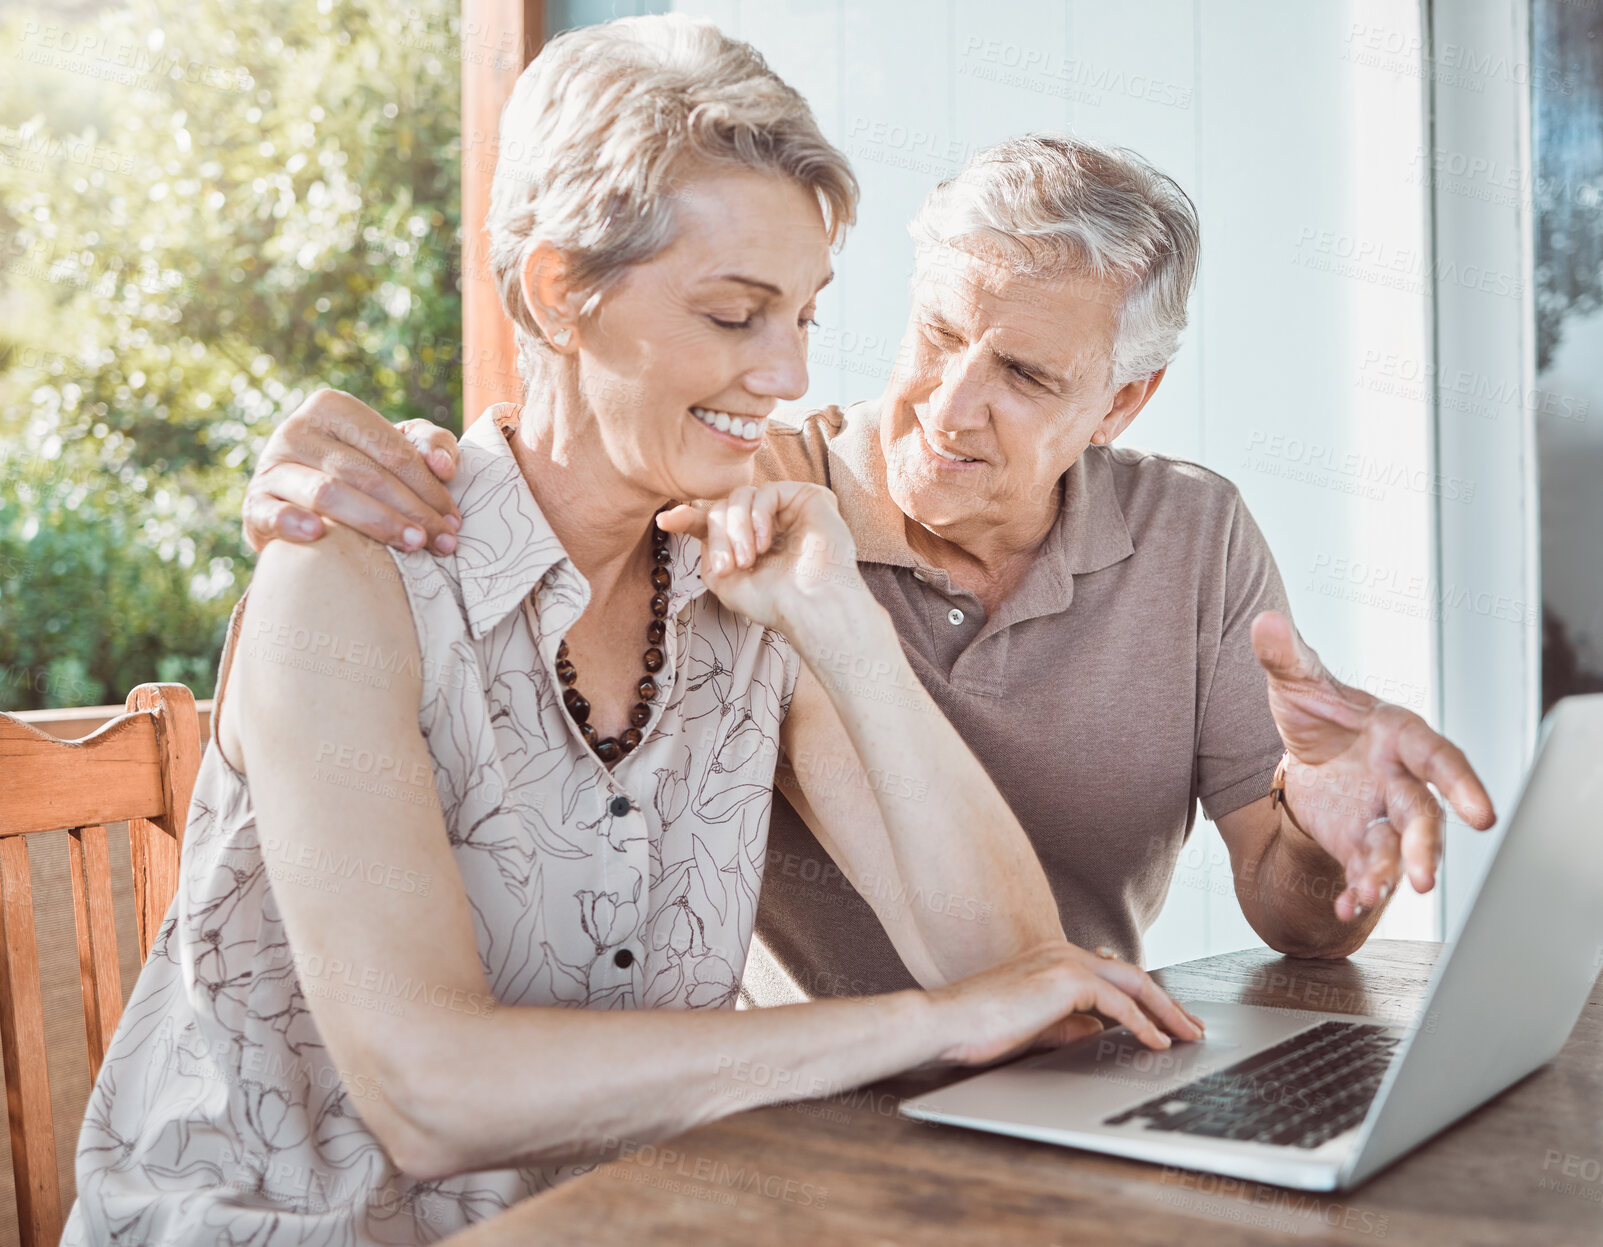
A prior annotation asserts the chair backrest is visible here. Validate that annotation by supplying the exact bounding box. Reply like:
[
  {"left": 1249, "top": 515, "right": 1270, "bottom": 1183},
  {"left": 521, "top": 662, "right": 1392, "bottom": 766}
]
[{"left": 0, "top": 684, "right": 200, "bottom": 1247}]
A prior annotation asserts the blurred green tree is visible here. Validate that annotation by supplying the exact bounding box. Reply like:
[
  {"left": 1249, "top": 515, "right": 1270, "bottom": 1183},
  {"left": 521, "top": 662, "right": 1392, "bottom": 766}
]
[{"left": 0, "top": 0, "right": 463, "bottom": 709}]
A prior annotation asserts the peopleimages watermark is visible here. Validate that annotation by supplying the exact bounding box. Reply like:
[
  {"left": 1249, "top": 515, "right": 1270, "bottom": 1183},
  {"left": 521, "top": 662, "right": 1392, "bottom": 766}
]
[
  {"left": 219, "top": 1149, "right": 454, "bottom": 1228},
  {"left": 1158, "top": 1167, "right": 1391, "bottom": 1237},
  {"left": 798, "top": 318, "right": 909, "bottom": 381},
  {"left": 598, "top": 1131, "right": 829, "bottom": 1208},
  {"left": 0, "top": 229, "right": 193, "bottom": 300},
  {"left": 785, "top": 746, "right": 930, "bottom": 803},
  {"left": 1326, "top": 664, "right": 1427, "bottom": 711},
  {"left": 305, "top": 737, "right": 441, "bottom": 812},
  {"left": 1353, "top": 348, "right": 1590, "bottom": 424},
  {"left": 262, "top": 829, "right": 433, "bottom": 897},
  {"left": 1240, "top": 431, "right": 1475, "bottom": 505},
  {"left": 1292, "top": 227, "right": 1522, "bottom": 299},
  {"left": 1304, "top": 554, "right": 1538, "bottom": 629},
  {"left": 707, "top": 1054, "right": 931, "bottom": 1130},
  {"left": 291, "top": 951, "right": 498, "bottom": 1019},
  {"left": 0, "top": 125, "right": 139, "bottom": 176},
  {"left": 247, "top": 617, "right": 475, "bottom": 692},
  {"left": 805, "top": 642, "right": 935, "bottom": 717},
  {"left": 165, "top": 1033, "right": 387, "bottom": 1105},
  {"left": 1342, "top": 20, "right": 1573, "bottom": 97},
  {"left": 957, "top": 37, "right": 1193, "bottom": 109},
  {"left": 846, "top": 115, "right": 978, "bottom": 179},
  {"left": 399, "top": 7, "right": 520, "bottom": 70},
  {"left": 1405, "top": 145, "right": 1603, "bottom": 212},
  {"left": 762, "top": 847, "right": 993, "bottom": 926},
  {"left": 709, "top": 1062, "right": 852, "bottom": 1126},
  {"left": 15, "top": 20, "right": 253, "bottom": 94},
  {"left": 1537, "top": 1150, "right": 1603, "bottom": 1205},
  {"left": 1084, "top": 1033, "right": 1229, "bottom": 1093},
  {"left": 0, "top": 659, "right": 101, "bottom": 709}
]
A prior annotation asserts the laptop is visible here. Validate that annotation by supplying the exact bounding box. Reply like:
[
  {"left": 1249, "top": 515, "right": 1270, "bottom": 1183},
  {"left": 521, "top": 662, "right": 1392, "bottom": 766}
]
[{"left": 899, "top": 693, "right": 1603, "bottom": 1191}]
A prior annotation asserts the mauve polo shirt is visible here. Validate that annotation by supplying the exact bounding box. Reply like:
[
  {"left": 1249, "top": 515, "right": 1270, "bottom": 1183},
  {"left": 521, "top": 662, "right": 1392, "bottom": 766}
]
[{"left": 745, "top": 399, "right": 1290, "bottom": 1001}]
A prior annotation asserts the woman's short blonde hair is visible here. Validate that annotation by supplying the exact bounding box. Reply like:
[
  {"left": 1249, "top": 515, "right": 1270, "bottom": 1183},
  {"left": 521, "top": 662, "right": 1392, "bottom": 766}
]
[{"left": 487, "top": 14, "right": 858, "bottom": 386}]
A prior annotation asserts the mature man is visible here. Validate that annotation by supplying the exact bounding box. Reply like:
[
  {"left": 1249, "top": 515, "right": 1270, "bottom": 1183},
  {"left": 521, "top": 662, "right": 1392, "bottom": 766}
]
[{"left": 241, "top": 135, "right": 1493, "bottom": 999}]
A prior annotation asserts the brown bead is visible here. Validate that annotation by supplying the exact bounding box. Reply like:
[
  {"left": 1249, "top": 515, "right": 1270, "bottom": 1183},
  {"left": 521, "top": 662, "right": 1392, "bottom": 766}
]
[
  {"left": 619, "top": 728, "right": 642, "bottom": 753},
  {"left": 595, "top": 737, "right": 622, "bottom": 765},
  {"left": 650, "top": 593, "right": 670, "bottom": 618},
  {"left": 628, "top": 702, "right": 651, "bottom": 728},
  {"left": 580, "top": 722, "right": 599, "bottom": 747},
  {"left": 646, "top": 619, "right": 666, "bottom": 645},
  {"left": 650, "top": 565, "right": 671, "bottom": 591},
  {"left": 554, "top": 659, "right": 577, "bottom": 686},
  {"left": 563, "top": 688, "right": 590, "bottom": 723},
  {"left": 637, "top": 675, "right": 658, "bottom": 702},
  {"left": 642, "top": 646, "right": 664, "bottom": 673},
  {"left": 557, "top": 640, "right": 569, "bottom": 659},
  {"left": 653, "top": 543, "right": 672, "bottom": 564}
]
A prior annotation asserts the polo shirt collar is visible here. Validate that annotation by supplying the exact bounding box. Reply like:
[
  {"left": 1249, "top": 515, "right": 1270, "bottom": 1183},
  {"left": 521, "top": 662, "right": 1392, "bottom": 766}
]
[
  {"left": 825, "top": 398, "right": 1135, "bottom": 592},
  {"left": 454, "top": 405, "right": 707, "bottom": 640}
]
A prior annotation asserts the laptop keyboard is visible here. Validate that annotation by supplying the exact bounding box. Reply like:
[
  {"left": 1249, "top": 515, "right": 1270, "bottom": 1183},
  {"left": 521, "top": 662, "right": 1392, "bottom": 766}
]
[{"left": 1102, "top": 1019, "right": 1400, "bottom": 1149}]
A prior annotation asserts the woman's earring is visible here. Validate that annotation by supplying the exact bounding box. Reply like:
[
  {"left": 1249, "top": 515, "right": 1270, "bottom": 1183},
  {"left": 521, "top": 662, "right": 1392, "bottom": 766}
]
[{"left": 552, "top": 327, "right": 573, "bottom": 348}]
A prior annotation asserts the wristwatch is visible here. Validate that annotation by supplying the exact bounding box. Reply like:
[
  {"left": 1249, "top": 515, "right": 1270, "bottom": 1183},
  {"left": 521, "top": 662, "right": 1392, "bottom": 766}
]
[{"left": 1270, "top": 751, "right": 1311, "bottom": 836}]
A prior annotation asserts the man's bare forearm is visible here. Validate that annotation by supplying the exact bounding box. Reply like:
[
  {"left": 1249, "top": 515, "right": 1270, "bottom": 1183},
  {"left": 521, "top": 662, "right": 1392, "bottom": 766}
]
[{"left": 1241, "top": 811, "right": 1387, "bottom": 958}]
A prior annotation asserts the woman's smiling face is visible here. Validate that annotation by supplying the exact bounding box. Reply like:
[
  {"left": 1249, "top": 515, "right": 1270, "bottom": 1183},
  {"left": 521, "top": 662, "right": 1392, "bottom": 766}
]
[{"left": 566, "top": 169, "right": 834, "bottom": 503}]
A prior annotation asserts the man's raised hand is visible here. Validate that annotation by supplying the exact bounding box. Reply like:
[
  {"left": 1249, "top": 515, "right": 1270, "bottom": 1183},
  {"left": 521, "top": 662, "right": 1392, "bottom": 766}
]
[{"left": 1250, "top": 610, "right": 1496, "bottom": 922}]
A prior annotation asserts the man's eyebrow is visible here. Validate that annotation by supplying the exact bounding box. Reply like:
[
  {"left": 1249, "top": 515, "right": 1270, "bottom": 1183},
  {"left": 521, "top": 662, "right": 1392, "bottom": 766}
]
[
  {"left": 993, "top": 346, "right": 1072, "bottom": 390},
  {"left": 921, "top": 304, "right": 1075, "bottom": 387}
]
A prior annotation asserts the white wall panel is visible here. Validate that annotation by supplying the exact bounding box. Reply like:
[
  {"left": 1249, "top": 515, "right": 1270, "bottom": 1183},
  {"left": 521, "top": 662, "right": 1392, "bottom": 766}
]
[{"left": 1429, "top": 0, "right": 1540, "bottom": 931}]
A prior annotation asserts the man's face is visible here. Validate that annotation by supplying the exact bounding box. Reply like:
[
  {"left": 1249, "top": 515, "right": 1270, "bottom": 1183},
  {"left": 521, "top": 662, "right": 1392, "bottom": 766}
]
[{"left": 881, "top": 244, "right": 1149, "bottom": 546}]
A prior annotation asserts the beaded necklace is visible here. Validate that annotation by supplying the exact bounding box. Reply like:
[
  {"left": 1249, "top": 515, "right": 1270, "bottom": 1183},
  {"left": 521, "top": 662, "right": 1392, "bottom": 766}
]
[{"left": 555, "top": 517, "right": 671, "bottom": 765}]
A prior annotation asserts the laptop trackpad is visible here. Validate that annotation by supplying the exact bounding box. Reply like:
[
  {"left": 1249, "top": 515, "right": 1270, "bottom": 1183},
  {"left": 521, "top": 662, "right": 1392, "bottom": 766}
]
[
  {"left": 1023, "top": 1026, "right": 1235, "bottom": 1089},
  {"left": 1015, "top": 998, "right": 1339, "bottom": 1096}
]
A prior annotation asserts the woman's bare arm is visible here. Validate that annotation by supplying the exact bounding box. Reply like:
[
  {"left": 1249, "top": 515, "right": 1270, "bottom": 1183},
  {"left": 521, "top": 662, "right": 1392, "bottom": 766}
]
[
  {"left": 675, "top": 484, "right": 1199, "bottom": 1029},
  {"left": 777, "top": 634, "right": 1062, "bottom": 987},
  {"left": 224, "top": 525, "right": 1193, "bottom": 1182}
]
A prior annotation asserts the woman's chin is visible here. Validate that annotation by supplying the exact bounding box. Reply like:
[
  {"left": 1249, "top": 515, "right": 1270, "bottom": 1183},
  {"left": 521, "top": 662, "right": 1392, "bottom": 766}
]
[{"left": 656, "top": 459, "right": 756, "bottom": 504}]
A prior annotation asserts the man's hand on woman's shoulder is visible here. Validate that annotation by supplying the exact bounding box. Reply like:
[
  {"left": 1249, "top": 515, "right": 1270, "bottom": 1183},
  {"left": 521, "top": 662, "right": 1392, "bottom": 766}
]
[{"left": 242, "top": 388, "right": 463, "bottom": 556}]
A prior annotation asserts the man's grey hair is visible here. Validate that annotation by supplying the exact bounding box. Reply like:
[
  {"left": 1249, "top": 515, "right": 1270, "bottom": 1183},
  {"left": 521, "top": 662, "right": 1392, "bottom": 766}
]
[
  {"left": 909, "top": 134, "right": 1200, "bottom": 388},
  {"left": 487, "top": 14, "right": 858, "bottom": 389}
]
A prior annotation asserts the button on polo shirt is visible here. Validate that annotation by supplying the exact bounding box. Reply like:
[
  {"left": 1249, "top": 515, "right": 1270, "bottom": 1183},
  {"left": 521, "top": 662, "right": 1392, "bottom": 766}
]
[{"left": 749, "top": 401, "right": 1290, "bottom": 996}]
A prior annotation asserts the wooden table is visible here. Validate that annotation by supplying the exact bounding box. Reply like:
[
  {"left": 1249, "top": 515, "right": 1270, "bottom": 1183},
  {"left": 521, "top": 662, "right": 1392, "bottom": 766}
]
[{"left": 444, "top": 940, "right": 1603, "bottom": 1246}]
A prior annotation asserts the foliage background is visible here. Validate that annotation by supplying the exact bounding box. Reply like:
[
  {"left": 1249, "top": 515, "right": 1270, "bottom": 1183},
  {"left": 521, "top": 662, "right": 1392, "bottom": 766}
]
[{"left": 0, "top": 0, "right": 463, "bottom": 709}]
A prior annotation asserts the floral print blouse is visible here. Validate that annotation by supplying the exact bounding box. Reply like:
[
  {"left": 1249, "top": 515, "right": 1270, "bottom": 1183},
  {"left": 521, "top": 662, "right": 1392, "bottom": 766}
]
[{"left": 63, "top": 407, "right": 801, "bottom": 1244}]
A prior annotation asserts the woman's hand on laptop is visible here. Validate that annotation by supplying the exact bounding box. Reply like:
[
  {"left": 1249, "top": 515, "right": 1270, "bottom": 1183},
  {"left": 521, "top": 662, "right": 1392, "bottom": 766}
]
[
  {"left": 241, "top": 389, "right": 462, "bottom": 555},
  {"left": 926, "top": 941, "right": 1206, "bottom": 1067},
  {"left": 1250, "top": 610, "right": 1497, "bottom": 922}
]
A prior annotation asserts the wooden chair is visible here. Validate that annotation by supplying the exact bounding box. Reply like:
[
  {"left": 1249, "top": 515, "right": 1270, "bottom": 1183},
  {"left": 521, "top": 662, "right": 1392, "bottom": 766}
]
[{"left": 0, "top": 684, "right": 200, "bottom": 1247}]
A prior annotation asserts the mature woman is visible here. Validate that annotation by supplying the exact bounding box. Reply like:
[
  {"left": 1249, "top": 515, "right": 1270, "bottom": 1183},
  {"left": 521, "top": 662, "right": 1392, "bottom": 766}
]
[{"left": 64, "top": 16, "right": 1199, "bottom": 1244}]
